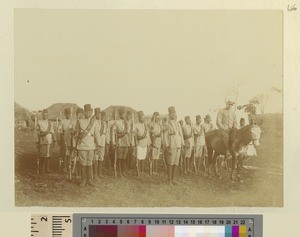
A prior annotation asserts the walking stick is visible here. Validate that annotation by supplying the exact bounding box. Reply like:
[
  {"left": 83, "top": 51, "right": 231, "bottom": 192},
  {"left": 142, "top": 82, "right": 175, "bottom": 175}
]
[{"left": 35, "top": 115, "right": 40, "bottom": 175}]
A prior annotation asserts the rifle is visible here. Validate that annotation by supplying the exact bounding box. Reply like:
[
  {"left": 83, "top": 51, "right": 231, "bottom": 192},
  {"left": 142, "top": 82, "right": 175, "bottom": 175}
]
[
  {"left": 161, "top": 145, "right": 167, "bottom": 170},
  {"left": 192, "top": 123, "right": 198, "bottom": 172},
  {"left": 180, "top": 145, "right": 184, "bottom": 175},
  {"left": 68, "top": 108, "right": 74, "bottom": 180},
  {"left": 131, "top": 116, "right": 139, "bottom": 176},
  {"left": 58, "top": 114, "right": 63, "bottom": 170},
  {"left": 149, "top": 123, "right": 153, "bottom": 176},
  {"left": 113, "top": 109, "right": 118, "bottom": 178},
  {"left": 35, "top": 115, "right": 40, "bottom": 175},
  {"left": 192, "top": 146, "right": 197, "bottom": 172}
]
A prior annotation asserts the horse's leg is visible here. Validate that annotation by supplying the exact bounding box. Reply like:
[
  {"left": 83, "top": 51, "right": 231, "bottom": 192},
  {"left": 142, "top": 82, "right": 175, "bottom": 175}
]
[
  {"left": 207, "top": 149, "right": 213, "bottom": 178},
  {"left": 236, "top": 155, "right": 243, "bottom": 183},
  {"left": 213, "top": 152, "right": 221, "bottom": 179},
  {"left": 230, "top": 152, "right": 236, "bottom": 181}
]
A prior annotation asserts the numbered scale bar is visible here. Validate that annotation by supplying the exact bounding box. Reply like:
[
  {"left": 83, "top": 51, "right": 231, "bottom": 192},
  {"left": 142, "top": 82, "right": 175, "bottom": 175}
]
[
  {"left": 31, "top": 215, "right": 72, "bottom": 237},
  {"left": 31, "top": 214, "right": 262, "bottom": 237}
]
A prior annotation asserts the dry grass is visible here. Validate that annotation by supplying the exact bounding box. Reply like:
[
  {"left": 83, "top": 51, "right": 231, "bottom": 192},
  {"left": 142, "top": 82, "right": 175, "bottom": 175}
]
[{"left": 15, "top": 114, "right": 283, "bottom": 207}]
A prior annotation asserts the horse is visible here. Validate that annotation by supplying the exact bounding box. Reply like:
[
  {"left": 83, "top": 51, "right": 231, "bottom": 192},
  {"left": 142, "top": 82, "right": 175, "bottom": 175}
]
[{"left": 205, "top": 122, "right": 262, "bottom": 182}]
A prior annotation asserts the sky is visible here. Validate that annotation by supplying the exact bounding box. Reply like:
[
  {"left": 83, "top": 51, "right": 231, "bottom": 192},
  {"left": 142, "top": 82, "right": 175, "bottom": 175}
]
[{"left": 14, "top": 10, "right": 282, "bottom": 121}]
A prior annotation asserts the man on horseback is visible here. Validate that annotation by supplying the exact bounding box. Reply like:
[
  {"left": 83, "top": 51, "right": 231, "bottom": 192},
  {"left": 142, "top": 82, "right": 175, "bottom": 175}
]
[{"left": 216, "top": 98, "right": 238, "bottom": 158}]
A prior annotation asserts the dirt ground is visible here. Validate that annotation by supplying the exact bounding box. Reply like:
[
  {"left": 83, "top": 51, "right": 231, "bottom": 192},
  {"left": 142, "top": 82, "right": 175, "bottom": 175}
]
[{"left": 15, "top": 115, "right": 283, "bottom": 207}]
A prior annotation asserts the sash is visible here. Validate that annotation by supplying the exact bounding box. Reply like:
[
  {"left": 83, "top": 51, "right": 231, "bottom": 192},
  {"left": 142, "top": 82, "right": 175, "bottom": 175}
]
[
  {"left": 40, "top": 120, "right": 51, "bottom": 137},
  {"left": 62, "top": 120, "right": 73, "bottom": 134},
  {"left": 99, "top": 120, "right": 105, "bottom": 136},
  {"left": 117, "top": 120, "right": 128, "bottom": 139},
  {"left": 193, "top": 125, "right": 201, "bottom": 142},
  {"left": 184, "top": 125, "right": 193, "bottom": 140},
  {"left": 78, "top": 116, "right": 95, "bottom": 140},
  {"left": 151, "top": 123, "right": 162, "bottom": 138},
  {"left": 137, "top": 123, "right": 147, "bottom": 141},
  {"left": 168, "top": 121, "right": 179, "bottom": 136},
  {"left": 154, "top": 123, "right": 162, "bottom": 138}
]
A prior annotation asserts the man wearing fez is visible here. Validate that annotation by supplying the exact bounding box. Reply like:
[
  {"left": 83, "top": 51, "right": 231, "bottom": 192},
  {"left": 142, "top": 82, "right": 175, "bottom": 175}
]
[
  {"left": 182, "top": 116, "right": 194, "bottom": 174},
  {"left": 126, "top": 111, "right": 135, "bottom": 170},
  {"left": 71, "top": 107, "right": 83, "bottom": 178},
  {"left": 95, "top": 108, "right": 107, "bottom": 178},
  {"left": 193, "top": 115, "right": 206, "bottom": 171},
  {"left": 93, "top": 108, "right": 105, "bottom": 182},
  {"left": 101, "top": 111, "right": 111, "bottom": 171},
  {"left": 75, "top": 104, "right": 99, "bottom": 187},
  {"left": 112, "top": 107, "right": 131, "bottom": 178},
  {"left": 36, "top": 109, "right": 57, "bottom": 173},
  {"left": 134, "top": 111, "right": 149, "bottom": 175},
  {"left": 60, "top": 108, "right": 73, "bottom": 174},
  {"left": 216, "top": 98, "right": 237, "bottom": 157},
  {"left": 163, "top": 106, "right": 184, "bottom": 185},
  {"left": 149, "top": 112, "right": 162, "bottom": 175},
  {"left": 203, "top": 114, "right": 214, "bottom": 133}
]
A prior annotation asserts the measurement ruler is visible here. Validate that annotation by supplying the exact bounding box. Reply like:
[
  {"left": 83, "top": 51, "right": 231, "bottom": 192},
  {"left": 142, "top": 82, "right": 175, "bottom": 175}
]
[
  {"left": 31, "top": 214, "right": 72, "bottom": 237},
  {"left": 31, "top": 214, "right": 262, "bottom": 237}
]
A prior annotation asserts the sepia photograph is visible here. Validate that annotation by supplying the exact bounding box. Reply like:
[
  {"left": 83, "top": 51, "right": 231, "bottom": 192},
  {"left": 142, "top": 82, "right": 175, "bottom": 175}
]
[{"left": 14, "top": 9, "right": 283, "bottom": 207}]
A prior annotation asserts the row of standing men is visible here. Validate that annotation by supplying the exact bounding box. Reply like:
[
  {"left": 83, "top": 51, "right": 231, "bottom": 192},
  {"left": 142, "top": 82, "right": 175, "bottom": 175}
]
[{"left": 36, "top": 102, "right": 238, "bottom": 186}]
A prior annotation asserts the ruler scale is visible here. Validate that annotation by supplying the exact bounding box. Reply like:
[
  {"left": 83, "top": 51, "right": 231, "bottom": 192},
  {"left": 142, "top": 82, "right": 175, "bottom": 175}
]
[
  {"left": 31, "top": 214, "right": 262, "bottom": 237},
  {"left": 31, "top": 215, "right": 73, "bottom": 237}
]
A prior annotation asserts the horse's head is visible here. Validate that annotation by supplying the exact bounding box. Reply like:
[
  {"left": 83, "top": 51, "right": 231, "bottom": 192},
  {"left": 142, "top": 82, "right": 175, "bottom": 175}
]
[{"left": 250, "top": 125, "right": 262, "bottom": 146}]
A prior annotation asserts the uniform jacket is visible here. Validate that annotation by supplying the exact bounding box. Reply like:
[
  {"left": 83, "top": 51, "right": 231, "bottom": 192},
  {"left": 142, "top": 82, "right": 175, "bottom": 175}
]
[
  {"left": 149, "top": 121, "right": 162, "bottom": 149},
  {"left": 182, "top": 124, "right": 194, "bottom": 148},
  {"left": 163, "top": 120, "right": 184, "bottom": 149},
  {"left": 60, "top": 118, "right": 73, "bottom": 147},
  {"left": 216, "top": 108, "right": 237, "bottom": 132},
  {"left": 193, "top": 123, "right": 205, "bottom": 147},
  {"left": 76, "top": 116, "right": 99, "bottom": 150},
  {"left": 134, "top": 122, "right": 149, "bottom": 148},
  {"left": 37, "top": 119, "right": 56, "bottom": 145},
  {"left": 95, "top": 119, "right": 108, "bottom": 147},
  {"left": 112, "top": 119, "right": 131, "bottom": 147},
  {"left": 203, "top": 123, "right": 214, "bottom": 134}
]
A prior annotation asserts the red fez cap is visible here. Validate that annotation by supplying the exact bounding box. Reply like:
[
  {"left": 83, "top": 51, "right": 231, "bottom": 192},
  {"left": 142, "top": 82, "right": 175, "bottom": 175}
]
[
  {"left": 84, "top": 104, "right": 92, "bottom": 112},
  {"left": 138, "top": 111, "right": 144, "bottom": 117},
  {"left": 118, "top": 107, "right": 125, "bottom": 115},
  {"left": 94, "top": 108, "right": 101, "bottom": 115},
  {"left": 185, "top": 116, "right": 190, "bottom": 121},
  {"left": 42, "top": 109, "right": 48, "bottom": 114},
  {"left": 168, "top": 106, "right": 176, "bottom": 114},
  {"left": 76, "top": 108, "right": 83, "bottom": 114},
  {"left": 196, "top": 115, "right": 201, "bottom": 120}
]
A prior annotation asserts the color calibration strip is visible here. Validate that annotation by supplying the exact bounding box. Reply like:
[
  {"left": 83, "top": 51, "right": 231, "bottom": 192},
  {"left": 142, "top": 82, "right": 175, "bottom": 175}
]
[
  {"left": 75, "top": 215, "right": 261, "bottom": 237},
  {"left": 30, "top": 214, "right": 262, "bottom": 237},
  {"left": 89, "top": 225, "right": 247, "bottom": 237}
]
